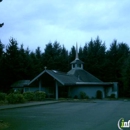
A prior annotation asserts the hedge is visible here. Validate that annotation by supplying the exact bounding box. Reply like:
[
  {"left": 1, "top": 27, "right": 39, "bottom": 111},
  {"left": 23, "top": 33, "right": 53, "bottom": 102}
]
[{"left": 7, "top": 93, "right": 25, "bottom": 104}]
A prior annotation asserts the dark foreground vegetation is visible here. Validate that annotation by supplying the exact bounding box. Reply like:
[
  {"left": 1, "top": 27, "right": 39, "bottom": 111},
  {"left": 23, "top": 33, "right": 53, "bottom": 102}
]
[
  {"left": 0, "top": 36, "right": 130, "bottom": 97},
  {"left": 0, "top": 91, "right": 46, "bottom": 104},
  {"left": 0, "top": 90, "right": 116, "bottom": 105}
]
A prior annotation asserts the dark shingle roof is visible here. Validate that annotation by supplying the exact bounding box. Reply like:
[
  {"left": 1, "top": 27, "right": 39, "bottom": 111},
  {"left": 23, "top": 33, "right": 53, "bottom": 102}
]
[
  {"left": 11, "top": 80, "right": 30, "bottom": 88},
  {"left": 47, "top": 70, "right": 81, "bottom": 85},
  {"left": 67, "top": 69, "right": 102, "bottom": 82},
  {"left": 29, "top": 70, "right": 81, "bottom": 86},
  {"left": 71, "top": 59, "right": 84, "bottom": 64},
  {"left": 29, "top": 68, "right": 102, "bottom": 86}
]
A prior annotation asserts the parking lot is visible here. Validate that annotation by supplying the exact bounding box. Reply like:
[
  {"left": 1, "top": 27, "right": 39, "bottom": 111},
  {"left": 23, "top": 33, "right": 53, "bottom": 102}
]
[{"left": 0, "top": 100, "right": 129, "bottom": 130}]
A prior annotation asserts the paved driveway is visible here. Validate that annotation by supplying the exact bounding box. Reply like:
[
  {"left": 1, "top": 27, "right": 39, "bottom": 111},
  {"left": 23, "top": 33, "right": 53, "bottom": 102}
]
[{"left": 0, "top": 100, "right": 129, "bottom": 130}]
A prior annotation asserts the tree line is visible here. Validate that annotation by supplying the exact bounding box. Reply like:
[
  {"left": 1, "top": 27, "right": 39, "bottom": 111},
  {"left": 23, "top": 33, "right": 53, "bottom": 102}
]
[{"left": 0, "top": 37, "right": 130, "bottom": 97}]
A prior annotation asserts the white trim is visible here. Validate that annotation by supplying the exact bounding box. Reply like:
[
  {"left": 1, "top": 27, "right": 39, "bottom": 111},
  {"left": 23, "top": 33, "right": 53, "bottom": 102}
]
[
  {"left": 76, "top": 82, "right": 114, "bottom": 85},
  {"left": 55, "top": 81, "right": 58, "bottom": 100},
  {"left": 29, "top": 70, "right": 65, "bottom": 86}
]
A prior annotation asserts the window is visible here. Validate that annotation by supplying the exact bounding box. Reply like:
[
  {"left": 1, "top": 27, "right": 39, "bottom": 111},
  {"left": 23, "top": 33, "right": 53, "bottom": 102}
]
[{"left": 77, "top": 64, "right": 81, "bottom": 68}]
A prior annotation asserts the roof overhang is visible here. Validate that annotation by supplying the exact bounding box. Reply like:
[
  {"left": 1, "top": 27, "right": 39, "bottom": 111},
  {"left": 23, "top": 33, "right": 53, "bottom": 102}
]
[
  {"left": 11, "top": 80, "right": 30, "bottom": 88},
  {"left": 76, "top": 82, "right": 114, "bottom": 86},
  {"left": 29, "top": 70, "right": 65, "bottom": 86},
  {"left": 47, "top": 70, "right": 65, "bottom": 85}
]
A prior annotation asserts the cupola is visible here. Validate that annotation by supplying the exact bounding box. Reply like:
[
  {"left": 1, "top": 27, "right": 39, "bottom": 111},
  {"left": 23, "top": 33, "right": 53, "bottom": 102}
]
[{"left": 70, "top": 43, "right": 84, "bottom": 69}]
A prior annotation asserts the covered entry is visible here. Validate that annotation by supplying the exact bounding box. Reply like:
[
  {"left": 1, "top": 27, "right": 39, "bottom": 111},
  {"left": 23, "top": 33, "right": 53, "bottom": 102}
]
[
  {"left": 28, "top": 71, "right": 58, "bottom": 100},
  {"left": 28, "top": 70, "right": 71, "bottom": 100}
]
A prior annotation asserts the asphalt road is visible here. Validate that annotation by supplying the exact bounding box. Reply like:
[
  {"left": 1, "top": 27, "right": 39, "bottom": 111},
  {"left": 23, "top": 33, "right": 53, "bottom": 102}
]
[{"left": 0, "top": 100, "right": 130, "bottom": 130}]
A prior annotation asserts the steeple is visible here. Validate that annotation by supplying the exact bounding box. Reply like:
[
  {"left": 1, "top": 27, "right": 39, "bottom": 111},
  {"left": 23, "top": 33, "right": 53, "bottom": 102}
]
[
  {"left": 70, "top": 43, "right": 84, "bottom": 70},
  {"left": 75, "top": 43, "right": 79, "bottom": 60}
]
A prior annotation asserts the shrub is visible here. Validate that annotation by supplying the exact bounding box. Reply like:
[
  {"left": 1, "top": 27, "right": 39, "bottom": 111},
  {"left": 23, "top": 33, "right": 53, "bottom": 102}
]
[
  {"left": 74, "top": 95, "right": 78, "bottom": 99},
  {"left": 0, "top": 121, "right": 9, "bottom": 129},
  {"left": 96, "top": 90, "right": 103, "bottom": 99},
  {"left": 80, "top": 92, "right": 89, "bottom": 99},
  {"left": 91, "top": 97, "right": 95, "bottom": 99},
  {"left": 110, "top": 94, "right": 115, "bottom": 98},
  {"left": 23, "top": 92, "right": 35, "bottom": 101},
  {"left": 14, "top": 89, "right": 23, "bottom": 94},
  {"left": 7, "top": 93, "right": 25, "bottom": 104},
  {"left": 85, "top": 95, "right": 89, "bottom": 99},
  {"left": 0, "top": 92, "right": 7, "bottom": 101},
  {"left": 34, "top": 91, "right": 46, "bottom": 101}
]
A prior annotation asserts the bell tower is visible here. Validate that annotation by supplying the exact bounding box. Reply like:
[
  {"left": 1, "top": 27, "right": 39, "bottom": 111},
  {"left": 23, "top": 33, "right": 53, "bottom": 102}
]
[{"left": 71, "top": 43, "right": 84, "bottom": 69}]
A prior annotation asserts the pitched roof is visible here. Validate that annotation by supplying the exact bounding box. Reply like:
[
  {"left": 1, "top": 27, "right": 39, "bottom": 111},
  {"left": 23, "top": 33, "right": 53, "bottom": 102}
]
[
  {"left": 67, "top": 69, "right": 102, "bottom": 82},
  {"left": 11, "top": 80, "right": 30, "bottom": 88},
  {"left": 29, "top": 70, "right": 81, "bottom": 86},
  {"left": 29, "top": 68, "right": 103, "bottom": 86},
  {"left": 71, "top": 59, "right": 84, "bottom": 64}
]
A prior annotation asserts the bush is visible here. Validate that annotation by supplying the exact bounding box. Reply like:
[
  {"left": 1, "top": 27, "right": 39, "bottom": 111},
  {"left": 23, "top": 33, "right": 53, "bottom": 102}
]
[
  {"left": 7, "top": 93, "right": 25, "bottom": 104},
  {"left": 0, "top": 92, "right": 7, "bottom": 101},
  {"left": 34, "top": 91, "right": 46, "bottom": 101},
  {"left": 110, "top": 94, "right": 115, "bottom": 98},
  {"left": 80, "top": 92, "right": 89, "bottom": 99},
  {"left": 74, "top": 95, "right": 78, "bottom": 99},
  {"left": 14, "top": 89, "right": 23, "bottom": 94},
  {"left": 23, "top": 92, "right": 35, "bottom": 101},
  {"left": 91, "top": 97, "right": 95, "bottom": 99},
  {"left": 96, "top": 90, "right": 103, "bottom": 99}
]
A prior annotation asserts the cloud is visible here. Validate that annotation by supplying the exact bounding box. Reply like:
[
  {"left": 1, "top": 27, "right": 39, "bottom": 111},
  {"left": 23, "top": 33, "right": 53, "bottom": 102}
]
[{"left": 0, "top": 0, "right": 130, "bottom": 51}]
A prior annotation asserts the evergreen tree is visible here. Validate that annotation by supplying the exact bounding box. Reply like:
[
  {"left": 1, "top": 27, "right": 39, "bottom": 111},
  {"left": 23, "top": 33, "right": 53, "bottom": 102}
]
[
  {"left": 23, "top": 47, "right": 36, "bottom": 79},
  {"left": 0, "top": 40, "right": 4, "bottom": 91},
  {"left": 35, "top": 47, "right": 42, "bottom": 59},
  {"left": 35, "top": 46, "right": 43, "bottom": 71},
  {"left": 18, "top": 44, "right": 33, "bottom": 79},
  {"left": 122, "top": 55, "right": 130, "bottom": 96},
  {"left": 43, "top": 41, "right": 63, "bottom": 70},
  {"left": 105, "top": 40, "right": 129, "bottom": 97},
  {"left": 0, "top": 36, "right": 129, "bottom": 96},
  {"left": 29, "top": 48, "right": 43, "bottom": 78},
  {"left": 79, "top": 46, "right": 84, "bottom": 60},
  {"left": 69, "top": 45, "right": 76, "bottom": 61},
  {"left": 106, "top": 40, "right": 129, "bottom": 81},
  {"left": 82, "top": 43, "right": 88, "bottom": 62},
  {"left": 83, "top": 37, "right": 106, "bottom": 80},
  {"left": 1, "top": 38, "right": 20, "bottom": 91},
  {"left": 0, "top": 40, "right": 4, "bottom": 57},
  {"left": 59, "top": 45, "right": 69, "bottom": 71}
]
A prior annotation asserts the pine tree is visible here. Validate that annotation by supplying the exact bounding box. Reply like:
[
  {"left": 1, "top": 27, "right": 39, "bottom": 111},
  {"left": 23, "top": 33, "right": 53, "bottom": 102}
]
[
  {"left": 0, "top": 40, "right": 4, "bottom": 91},
  {"left": 122, "top": 56, "right": 130, "bottom": 97},
  {"left": 43, "top": 41, "right": 63, "bottom": 70},
  {"left": 84, "top": 37, "right": 106, "bottom": 80}
]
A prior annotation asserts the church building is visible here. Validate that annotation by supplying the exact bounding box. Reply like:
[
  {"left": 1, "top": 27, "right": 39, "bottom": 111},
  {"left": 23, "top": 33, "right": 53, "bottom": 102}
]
[{"left": 12, "top": 44, "right": 118, "bottom": 99}]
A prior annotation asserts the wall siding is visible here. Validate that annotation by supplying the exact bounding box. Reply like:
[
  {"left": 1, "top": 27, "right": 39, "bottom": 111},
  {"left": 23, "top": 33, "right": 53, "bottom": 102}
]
[{"left": 69, "top": 85, "right": 104, "bottom": 98}]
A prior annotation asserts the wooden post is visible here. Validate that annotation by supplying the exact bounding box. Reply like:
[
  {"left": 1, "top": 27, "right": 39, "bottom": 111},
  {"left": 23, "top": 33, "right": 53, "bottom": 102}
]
[
  {"left": 23, "top": 87, "right": 25, "bottom": 93},
  {"left": 39, "top": 79, "right": 42, "bottom": 91},
  {"left": 113, "top": 82, "right": 118, "bottom": 98},
  {"left": 55, "top": 81, "right": 58, "bottom": 100}
]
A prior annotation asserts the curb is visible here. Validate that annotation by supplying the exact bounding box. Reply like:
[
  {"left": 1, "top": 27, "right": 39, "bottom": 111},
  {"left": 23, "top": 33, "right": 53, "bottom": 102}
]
[{"left": 0, "top": 101, "right": 62, "bottom": 110}]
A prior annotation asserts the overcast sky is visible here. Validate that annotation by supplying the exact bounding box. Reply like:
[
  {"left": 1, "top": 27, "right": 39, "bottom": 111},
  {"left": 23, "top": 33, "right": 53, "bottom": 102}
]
[{"left": 0, "top": 0, "right": 130, "bottom": 51}]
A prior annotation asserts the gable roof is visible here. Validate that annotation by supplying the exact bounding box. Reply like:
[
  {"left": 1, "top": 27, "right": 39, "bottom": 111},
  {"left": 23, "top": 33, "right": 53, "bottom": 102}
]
[
  {"left": 29, "top": 68, "right": 102, "bottom": 86},
  {"left": 29, "top": 70, "right": 81, "bottom": 86}
]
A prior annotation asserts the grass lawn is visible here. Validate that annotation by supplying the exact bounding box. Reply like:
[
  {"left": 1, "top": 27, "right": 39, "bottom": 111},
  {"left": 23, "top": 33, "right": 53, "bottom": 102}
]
[{"left": 0, "top": 121, "right": 10, "bottom": 130}]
